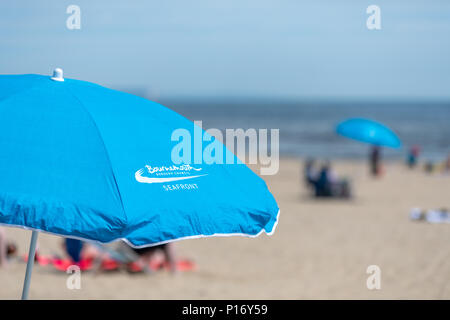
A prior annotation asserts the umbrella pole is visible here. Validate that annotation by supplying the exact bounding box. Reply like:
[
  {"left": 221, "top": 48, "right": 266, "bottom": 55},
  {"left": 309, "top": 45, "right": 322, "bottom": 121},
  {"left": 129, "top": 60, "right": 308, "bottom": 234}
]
[{"left": 21, "top": 230, "right": 39, "bottom": 300}]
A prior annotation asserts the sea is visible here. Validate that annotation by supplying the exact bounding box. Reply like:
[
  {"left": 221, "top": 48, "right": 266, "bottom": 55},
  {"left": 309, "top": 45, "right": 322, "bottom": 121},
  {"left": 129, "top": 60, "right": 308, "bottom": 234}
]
[{"left": 154, "top": 98, "right": 450, "bottom": 161}]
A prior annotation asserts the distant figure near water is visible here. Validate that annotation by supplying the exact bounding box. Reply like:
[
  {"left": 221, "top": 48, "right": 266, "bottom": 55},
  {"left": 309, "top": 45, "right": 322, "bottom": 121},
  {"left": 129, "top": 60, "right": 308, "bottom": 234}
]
[
  {"left": 336, "top": 118, "right": 401, "bottom": 178},
  {"left": 423, "top": 155, "right": 450, "bottom": 175},
  {"left": 407, "top": 145, "right": 420, "bottom": 168},
  {"left": 445, "top": 155, "right": 450, "bottom": 173},
  {"left": 369, "top": 146, "right": 381, "bottom": 177}
]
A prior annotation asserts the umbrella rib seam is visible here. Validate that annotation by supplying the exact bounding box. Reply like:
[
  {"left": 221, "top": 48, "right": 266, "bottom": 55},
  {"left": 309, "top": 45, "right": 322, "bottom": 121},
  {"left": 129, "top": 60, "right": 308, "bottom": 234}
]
[{"left": 62, "top": 85, "right": 128, "bottom": 231}]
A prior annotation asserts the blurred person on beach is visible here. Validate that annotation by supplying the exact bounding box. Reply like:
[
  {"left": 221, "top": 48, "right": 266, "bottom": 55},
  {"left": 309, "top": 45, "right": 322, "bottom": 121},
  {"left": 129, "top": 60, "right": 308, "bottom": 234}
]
[
  {"left": 315, "top": 162, "right": 337, "bottom": 197},
  {"left": 444, "top": 155, "right": 450, "bottom": 173},
  {"left": 424, "top": 155, "right": 450, "bottom": 175},
  {"left": 303, "top": 158, "right": 318, "bottom": 189},
  {"left": 305, "top": 161, "right": 352, "bottom": 198},
  {"left": 369, "top": 146, "right": 381, "bottom": 177},
  {"left": 407, "top": 145, "right": 420, "bottom": 168},
  {"left": 410, "top": 207, "right": 450, "bottom": 224},
  {"left": 57, "top": 239, "right": 179, "bottom": 273},
  {"left": 61, "top": 238, "right": 102, "bottom": 263},
  {"left": 129, "top": 243, "right": 176, "bottom": 274},
  {"left": 425, "top": 161, "right": 435, "bottom": 174},
  {"left": 62, "top": 238, "right": 84, "bottom": 263}
]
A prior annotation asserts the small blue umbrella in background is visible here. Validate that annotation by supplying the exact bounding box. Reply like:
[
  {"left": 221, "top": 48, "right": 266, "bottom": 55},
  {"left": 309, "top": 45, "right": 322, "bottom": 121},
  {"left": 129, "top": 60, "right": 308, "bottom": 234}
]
[
  {"left": 0, "top": 69, "right": 279, "bottom": 299},
  {"left": 336, "top": 118, "right": 402, "bottom": 148}
]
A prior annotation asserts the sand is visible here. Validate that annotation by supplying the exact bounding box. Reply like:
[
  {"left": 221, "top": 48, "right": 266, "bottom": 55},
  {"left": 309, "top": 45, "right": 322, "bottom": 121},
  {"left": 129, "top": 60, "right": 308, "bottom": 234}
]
[{"left": 1, "top": 158, "right": 450, "bottom": 299}]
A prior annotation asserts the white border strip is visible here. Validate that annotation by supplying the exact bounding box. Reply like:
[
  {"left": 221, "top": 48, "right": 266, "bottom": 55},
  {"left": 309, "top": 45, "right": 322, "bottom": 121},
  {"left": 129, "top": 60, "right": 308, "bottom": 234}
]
[{"left": 0, "top": 209, "right": 280, "bottom": 248}]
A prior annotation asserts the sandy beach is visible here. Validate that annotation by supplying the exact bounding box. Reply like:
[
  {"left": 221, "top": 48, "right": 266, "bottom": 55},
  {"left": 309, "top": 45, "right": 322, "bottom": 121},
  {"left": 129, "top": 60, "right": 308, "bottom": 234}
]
[{"left": 1, "top": 157, "right": 450, "bottom": 299}]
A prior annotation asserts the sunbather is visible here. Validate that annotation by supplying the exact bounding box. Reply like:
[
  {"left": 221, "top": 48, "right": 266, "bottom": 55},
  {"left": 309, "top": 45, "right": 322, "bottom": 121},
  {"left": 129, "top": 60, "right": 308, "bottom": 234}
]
[
  {"left": 410, "top": 208, "right": 450, "bottom": 224},
  {"left": 63, "top": 238, "right": 84, "bottom": 263},
  {"left": 128, "top": 243, "right": 177, "bottom": 274},
  {"left": 312, "top": 162, "right": 351, "bottom": 198},
  {"left": 315, "top": 163, "right": 336, "bottom": 197}
]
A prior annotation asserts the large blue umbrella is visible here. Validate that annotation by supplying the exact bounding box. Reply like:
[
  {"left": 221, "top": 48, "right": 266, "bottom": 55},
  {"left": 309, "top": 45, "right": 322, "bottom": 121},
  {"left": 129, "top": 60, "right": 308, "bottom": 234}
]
[
  {"left": 0, "top": 69, "right": 279, "bottom": 299},
  {"left": 336, "top": 118, "right": 401, "bottom": 148}
]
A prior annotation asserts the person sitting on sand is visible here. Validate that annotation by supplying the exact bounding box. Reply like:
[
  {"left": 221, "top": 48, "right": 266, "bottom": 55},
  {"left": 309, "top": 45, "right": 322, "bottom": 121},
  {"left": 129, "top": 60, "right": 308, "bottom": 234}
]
[
  {"left": 309, "top": 161, "right": 352, "bottom": 199},
  {"left": 410, "top": 208, "right": 450, "bottom": 224},
  {"left": 128, "top": 243, "right": 176, "bottom": 274},
  {"left": 314, "top": 162, "right": 337, "bottom": 197},
  {"left": 62, "top": 238, "right": 84, "bottom": 263},
  {"left": 303, "top": 158, "right": 318, "bottom": 189},
  {"left": 61, "top": 238, "right": 103, "bottom": 265}
]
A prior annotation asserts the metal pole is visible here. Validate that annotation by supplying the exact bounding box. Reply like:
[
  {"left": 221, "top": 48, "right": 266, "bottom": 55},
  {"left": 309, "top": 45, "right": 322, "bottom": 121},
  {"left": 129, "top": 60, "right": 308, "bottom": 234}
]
[{"left": 21, "top": 230, "right": 39, "bottom": 300}]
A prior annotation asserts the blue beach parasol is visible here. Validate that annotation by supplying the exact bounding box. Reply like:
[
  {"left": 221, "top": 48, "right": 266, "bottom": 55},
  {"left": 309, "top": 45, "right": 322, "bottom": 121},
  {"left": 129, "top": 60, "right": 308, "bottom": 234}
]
[
  {"left": 0, "top": 69, "right": 279, "bottom": 299},
  {"left": 336, "top": 118, "right": 402, "bottom": 148}
]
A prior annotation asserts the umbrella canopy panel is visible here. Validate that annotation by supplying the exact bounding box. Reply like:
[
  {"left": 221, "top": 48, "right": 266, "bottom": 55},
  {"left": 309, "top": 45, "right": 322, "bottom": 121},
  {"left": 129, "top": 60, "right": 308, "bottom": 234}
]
[
  {"left": 0, "top": 75, "right": 125, "bottom": 242},
  {"left": 0, "top": 74, "right": 279, "bottom": 247}
]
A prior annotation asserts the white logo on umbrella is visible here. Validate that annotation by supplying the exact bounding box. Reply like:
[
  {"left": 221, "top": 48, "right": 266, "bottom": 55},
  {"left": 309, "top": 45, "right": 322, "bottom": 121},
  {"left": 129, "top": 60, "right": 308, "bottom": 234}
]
[{"left": 135, "top": 165, "right": 207, "bottom": 184}]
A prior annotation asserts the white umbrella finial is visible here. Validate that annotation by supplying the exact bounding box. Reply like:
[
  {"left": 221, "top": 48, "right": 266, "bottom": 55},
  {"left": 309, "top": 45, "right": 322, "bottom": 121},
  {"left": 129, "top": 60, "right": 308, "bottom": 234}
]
[{"left": 51, "top": 68, "right": 64, "bottom": 82}]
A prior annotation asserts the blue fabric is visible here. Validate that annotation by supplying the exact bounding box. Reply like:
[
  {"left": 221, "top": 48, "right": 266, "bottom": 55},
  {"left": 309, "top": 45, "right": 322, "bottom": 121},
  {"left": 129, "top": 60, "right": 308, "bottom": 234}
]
[
  {"left": 0, "top": 74, "right": 279, "bottom": 246},
  {"left": 336, "top": 118, "right": 402, "bottom": 149},
  {"left": 65, "top": 238, "right": 83, "bottom": 262}
]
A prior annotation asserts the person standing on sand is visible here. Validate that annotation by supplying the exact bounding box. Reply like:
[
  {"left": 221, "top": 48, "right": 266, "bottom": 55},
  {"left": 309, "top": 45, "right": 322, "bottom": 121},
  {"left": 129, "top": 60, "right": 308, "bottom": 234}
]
[
  {"left": 407, "top": 145, "right": 420, "bottom": 168},
  {"left": 369, "top": 146, "right": 381, "bottom": 176}
]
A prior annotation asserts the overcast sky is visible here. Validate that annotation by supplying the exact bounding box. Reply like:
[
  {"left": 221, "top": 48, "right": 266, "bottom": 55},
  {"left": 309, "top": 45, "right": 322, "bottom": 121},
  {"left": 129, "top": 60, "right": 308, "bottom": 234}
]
[{"left": 1, "top": 1, "right": 450, "bottom": 100}]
